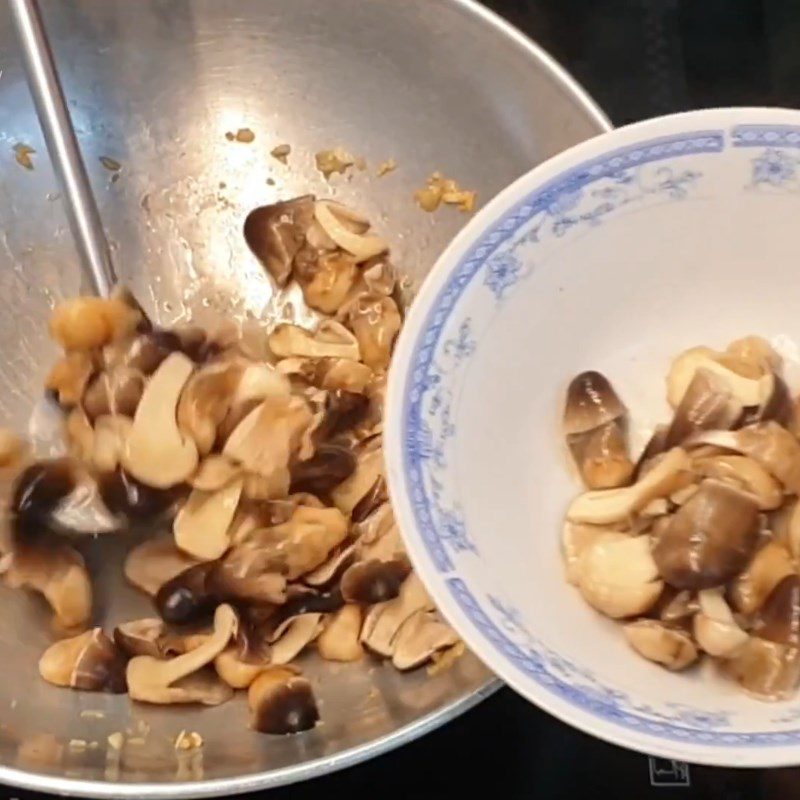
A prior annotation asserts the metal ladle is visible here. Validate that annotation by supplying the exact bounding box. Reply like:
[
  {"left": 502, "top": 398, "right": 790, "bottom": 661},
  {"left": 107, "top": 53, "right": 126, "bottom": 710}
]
[{"left": 8, "top": 0, "right": 116, "bottom": 297}]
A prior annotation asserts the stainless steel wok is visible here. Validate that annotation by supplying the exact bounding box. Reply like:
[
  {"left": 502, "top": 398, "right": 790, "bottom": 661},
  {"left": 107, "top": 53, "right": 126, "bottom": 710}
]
[{"left": 0, "top": 0, "right": 609, "bottom": 795}]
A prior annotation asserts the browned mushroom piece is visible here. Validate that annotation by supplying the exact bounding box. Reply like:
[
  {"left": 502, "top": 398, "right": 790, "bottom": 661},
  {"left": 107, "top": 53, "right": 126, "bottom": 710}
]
[
  {"left": 691, "top": 454, "right": 782, "bottom": 511},
  {"left": 563, "top": 371, "right": 634, "bottom": 490},
  {"left": 295, "top": 251, "right": 359, "bottom": 314},
  {"left": 303, "top": 542, "right": 357, "bottom": 588},
  {"left": 123, "top": 538, "right": 200, "bottom": 596},
  {"left": 39, "top": 628, "right": 127, "bottom": 692},
  {"left": 268, "top": 321, "right": 361, "bottom": 362},
  {"left": 155, "top": 563, "right": 217, "bottom": 625},
  {"left": 623, "top": 619, "right": 698, "bottom": 670},
  {"left": 113, "top": 618, "right": 184, "bottom": 658},
  {"left": 391, "top": 610, "right": 460, "bottom": 671},
  {"left": 651, "top": 479, "right": 760, "bottom": 590},
  {"left": 340, "top": 559, "right": 411, "bottom": 604},
  {"left": 12, "top": 459, "right": 76, "bottom": 532},
  {"left": 346, "top": 294, "right": 402, "bottom": 370},
  {"left": 330, "top": 437, "right": 384, "bottom": 515},
  {"left": 82, "top": 367, "right": 145, "bottom": 422},
  {"left": 50, "top": 295, "right": 141, "bottom": 352},
  {"left": 126, "top": 604, "right": 237, "bottom": 705},
  {"left": 5, "top": 542, "right": 92, "bottom": 629},
  {"left": 313, "top": 358, "right": 374, "bottom": 394},
  {"left": 248, "top": 667, "right": 320, "bottom": 735},
  {"left": 730, "top": 541, "right": 795, "bottom": 615},
  {"left": 98, "top": 469, "right": 185, "bottom": 523},
  {"left": 663, "top": 368, "right": 743, "bottom": 448},
  {"left": 725, "top": 636, "right": 800, "bottom": 700},
  {"left": 317, "top": 605, "right": 364, "bottom": 662},
  {"left": 290, "top": 443, "right": 356, "bottom": 496},
  {"left": 633, "top": 425, "right": 669, "bottom": 479},
  {"left": 243, "top": 196, "right": 315, "bottom": 287},
  {"left": 693, "top": 588, "right": 748, "bottom": 658},
  {"left": 753, "top": 575, "right": 800, "bottom": 646},
  {"left": 206, "top": 546, "right": 288, "bottom": 605},
  {"left": 173, "top": 478, "right": 244, "bottom": 561},
  {"left": 685, "top": 422, "right": 800, "bottom": 494}
]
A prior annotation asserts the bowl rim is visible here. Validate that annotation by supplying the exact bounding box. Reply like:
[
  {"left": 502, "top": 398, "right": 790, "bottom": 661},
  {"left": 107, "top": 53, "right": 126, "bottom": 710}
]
[{"left": 385, "top": 106, "right": 800, "bottom": 769}]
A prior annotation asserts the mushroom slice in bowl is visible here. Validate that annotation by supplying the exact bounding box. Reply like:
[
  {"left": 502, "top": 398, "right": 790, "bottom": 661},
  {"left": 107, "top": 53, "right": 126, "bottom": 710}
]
[
  {"left": 563, "top": 370, "right": 633, "bottom": 489},
  {"left": 693, "top": 588, "right": 749, "bottom": 658},
  {"left": 730, "top": 541, "right": 795, "bottom": 615},
  {"left": 623, "top": 619, "right": 698, "bottom": 670}
]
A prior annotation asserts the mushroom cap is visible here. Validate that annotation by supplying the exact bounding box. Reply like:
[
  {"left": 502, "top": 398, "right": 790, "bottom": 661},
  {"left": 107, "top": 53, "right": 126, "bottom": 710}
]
[
  {"left": 154, "top": 563, "right": 217, "bottom": 625},
  {"left": 290, "top": 443, "right": 356, "bottom": 496},
  {"left": 39, "top": 628, "right": 127, "bottom": 693},
  {"left": 248, "top": 668, "right": 320, "bottom": 735},
  {"left": 563, "top": 371, "right": 626, "bottom": 436},
  {"left": 651, "top": 480, "right": 759, "bottom": 590},
  {"left": 730, "top": 541, "right": 795, "bottom": 615},
  {"left": 340, "top": 559, "right": 411, "bottom": 604},
  {"left": 113, "top": 618, "right": 183, "bottom": 658},
  {"left": 754, "top": 575, "right": 800, "bottom": 646}
]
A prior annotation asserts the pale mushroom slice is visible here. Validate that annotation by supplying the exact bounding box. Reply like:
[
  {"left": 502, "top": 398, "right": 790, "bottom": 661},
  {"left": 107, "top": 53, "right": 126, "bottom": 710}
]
[
  {"left": 563, "top": 371, "right": 634, "bottom": 489},
  {"left": 295, "top": 251, "right": 359, "bottom": 314},
  {"left": 725, "top": 636, "right": 800, "bottom": 700},
  {"left": 5, "top": 543, "right": 92, "bottom": 629},
  {"left": 39, "top": 628, "right": 127, "bottom": 692},
  {"left": 651, "top": 480, "right": 760, "bottom": 590},
  {"left": 189, "top": 455, "right": 243, "bottom": 491},
  {"left": 685, "top": 422, "right": 800, "bottom": 494},
  {"left": 663, "top": 368, "right": 743, "bottom": 448},
  {"left": 177, "top": 361, "right": 243, "bottom": 456},
  {"left": 666, "top": 346, "right": 774, "bottom": 409},
  {"left": 346, "top": 294, "right": 402, "bottom": 370},
  {"left": 113, "top": 618, "right": 185, "bottom": 659},
  {"left": 691, "top": 454, "right": 782, "bottom": 511},
  {"left": 561, "top": 521, "right": 624, "bottom": 585},
  {"left": 303, "top": 542, "right": 357, "bottom": 587},
  {"left": 268, "top": 613, "right": 325, "bottom": 665},
  {"left": 126, "top": 604, "right": 237, "bottom": 705},
  {"left": 122, "top": 352, "right": 199, "bottom": 488},
  {"left": 341, "top": 559, "right": 411, "bottom": 604},
  {"left": 730, "top": 541, "right": 795, "bottom": 615},
  {"left": 623, "top": 620, "right": 698, "bottom": 671},
  {"left": 90, "top": 415, "right": 134, "bottom": 473},
  {"left": 566, "top": 447, "right": 691, "bottom": 525},
  {"left": 361, "top": 572, "right": 435, "bottom": 657},
  {"left": 223, "top": 395, "right": 313, "bottom": 499},
  {"left": 173, "top": 478, "right": 244, "bottom": 561},
  {"left": 576, "top": 533, "right": 663, "bottom": 619},
  {"left": 693, "top": 588, "right": 748, "bottom": 658},
  {"left": 214, "top": 647, "right": 265, "bottom": 689},
  {"left": 317, "top": 605, "right": 364, "bottom": 662},
  {"left": 268, "top": 321, "right": 360, "bottom": 361},
  {"left": 314, "top": 200, "right": 388, "bottom": 263},
  {"left": 391, "top": 610, "right": 460, "bottom": 671},
  {"left": 725, "top": 335, "right": 782, "bottom": 374},
  {"left": 248, "top": 667, "right": 320, "bottom": 734},
  {"left": 124, "top": 538, "right": 200, "bottom": 596}
]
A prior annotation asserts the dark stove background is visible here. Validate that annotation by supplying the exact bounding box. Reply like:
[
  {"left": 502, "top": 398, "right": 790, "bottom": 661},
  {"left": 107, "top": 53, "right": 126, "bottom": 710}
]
[{"left": 10, "top": 1, "right": 800, "bottom": 798}]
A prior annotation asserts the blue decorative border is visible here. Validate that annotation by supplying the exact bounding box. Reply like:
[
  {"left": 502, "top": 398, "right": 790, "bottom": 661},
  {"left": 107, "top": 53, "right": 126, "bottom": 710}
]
[
  {"left": 732, "top": 124, "right": 800, "bottom": 148},
  {"left": 400, "top": 126, "right": 800, "bottom": 747}
]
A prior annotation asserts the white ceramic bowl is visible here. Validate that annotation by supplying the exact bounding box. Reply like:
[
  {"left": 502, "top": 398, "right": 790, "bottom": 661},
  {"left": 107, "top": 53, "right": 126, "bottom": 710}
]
[{"left": 385, "top": 107, "right": 800, "bottom": 767}]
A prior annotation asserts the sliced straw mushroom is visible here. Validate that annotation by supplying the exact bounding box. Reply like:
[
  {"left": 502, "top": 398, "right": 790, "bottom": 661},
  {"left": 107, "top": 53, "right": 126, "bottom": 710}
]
[
  {"left": 664, "top": 368, "right": 743, "bottom": 448},
  {"left": 177, "top": 361, "right": 243, "bottom": 456},
  {"left": 268, "top": 321, "right": 360, "bottom": 361},
  {"left": 566, "top": 447, "right": 691, "bottom": 525},
  {"left": 173, "top": 478, "right": 244, "bottom": 561},
  {"left": 657, "top": 588, "right": 698, "bottom": 624},
  {"left": 686, "top": 422, "right": 800, "bottom": 494},
  {"left": 123, "top": 538, "right": 200, "bottom": 596},
  {"left": 214, "top": 647, "right": 265, "bottom": 689},
  {"left": 98, "top": 469, "right": 184, "bottom": 522},
  {"left": 243, "top": 196, "right": 315, "bottom": 287},
  {"left": 82, "top": 367, "right": 145, "bottom": 422},
  {"left": 726, "top": 335, "right": 782, "bottom": 374},
  {"left": 651, "top": 480, "right": 759, "bottom": 590},
  {"left": 127, "top": 603, "right": 237, "bottom": 704},
  {"left": 304, "top": 543, "right": 357, "bottom": 589},
  {"left": 346, "top": 294, "right": 402, "bottom": 370},
  {"left": 295, "top": 251, "right": 358, "bottom": 314},
  {"left": 361, "top": 572, "right": 434, "bottom": 657},
  {"left": 5, "top": 543, "right": 92, "bottom": 628},
  {"left": 122, "top": 352, "right": 199, "bottom": 488},
  {"left": 330, "top": 438, "right": 384, "bottom": 514},
  {"left": 561, "top": 521, "right": 623, "bottom": 585},
  {"left": 576, "top": 533, "right": 663, "bottom": 619},
  {"left": 692, "top": 454, "right": 782, "bottom": 511},
  {"left": 563, "top": 371, "right": 633, "bottom": 489},
  {"left": 317, "top": 605, "right": 364, "bottom": 662},
  {"left": 290, "top": 443, "right": 356, "bottom": 496},
  {"left": 39, "top": 628, "right": 127, "bottom": 692},
  {"left": 340, "top": 559, "right": 411, "bottom": 604},
  {"left": 65, "top": 407, "right": 94, "bottom": 462},
  {"left": 633, "top": 425, "right": 669, "bottom": 480},
  {"left": 725, "top": 636, "right": 800, "bottom": 700},
  {"left": 12, "top": 459, "right": 77, "bottom": 532},
  {"left": 730, "top": 541, "right": 795, "bottom": 615},
  {"left": 666, "top": 346, "right": 773, "bottom": 408},
  {"left": 90, "top": 415, "right": 133, "bottom": 473},
  {"left": 207, "top": 546, "right": 288, "bottom": 605},
  {"left": 155, "top": 563, "right": 217, "bottom": 625},
  {"left": 190, "top": 455, "right": 242, "bottom": 491},
  {"left": 317, "top": 358, "right": 374, "bottom": 393},
  {"left": 391, "top": 610, "right": 459, "bottom": 671},
  {"left": 753, "top": 575, "right": 800, "bottom": 647},
  {"left": 693, "top": 588, "right": 748, "bottom": 657},
  {"left": 623, "top": 619, "right": 698, "bottom": 670},
  {"left": 314, "top": 200, "right": 388, "bottom": 263},
  {"left": 248, "top": 667, "right": 320, "bottom": 734},
  {"left": 269, "top": 613, "right": 324, "bottom": 664},
  {"left": 223, "top": 395, "right": 313, "bottom": 498},
  {"left": 113, "top": 618, "right": 184, "bottom": 658}
]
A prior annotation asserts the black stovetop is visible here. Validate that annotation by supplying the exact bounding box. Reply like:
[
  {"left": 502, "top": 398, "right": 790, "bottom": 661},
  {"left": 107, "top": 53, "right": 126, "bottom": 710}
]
[{"left": 12, "top": 2, "right": 800, "bottom": 798}]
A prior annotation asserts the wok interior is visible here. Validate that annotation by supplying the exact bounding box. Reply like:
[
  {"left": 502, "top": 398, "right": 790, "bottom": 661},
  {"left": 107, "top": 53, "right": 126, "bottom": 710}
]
[{"left": 0, "top": 0, "right": 605, "bottom": 789}]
